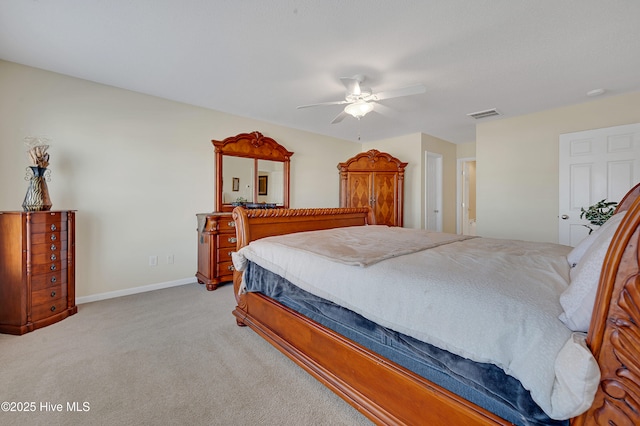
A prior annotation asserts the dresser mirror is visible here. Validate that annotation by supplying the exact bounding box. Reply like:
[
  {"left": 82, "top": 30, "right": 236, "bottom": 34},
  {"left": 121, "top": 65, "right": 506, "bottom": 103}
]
[{"left": 213, "top": 132, "right": 294, "bottom": 212}]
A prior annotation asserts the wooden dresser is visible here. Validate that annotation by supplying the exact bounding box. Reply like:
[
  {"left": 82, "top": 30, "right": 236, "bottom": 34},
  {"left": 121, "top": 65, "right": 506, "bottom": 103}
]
[
  {"left": 196, "top": 212, "right": 237, "bottom": 291},
  {"left": 338, "top": 149, "right": 407, "bottom": 227},
  {"left": 0, "top": 210, "right": 77, "bottom": 335}
]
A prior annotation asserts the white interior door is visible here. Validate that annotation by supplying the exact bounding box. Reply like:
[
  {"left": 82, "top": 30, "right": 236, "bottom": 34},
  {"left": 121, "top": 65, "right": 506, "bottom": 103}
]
[
  {"left": 425, "top": 152, "right": 443, "bottom": 231},
  {"left": 559, "top": 123, "right": 640, "bottom": 246}
]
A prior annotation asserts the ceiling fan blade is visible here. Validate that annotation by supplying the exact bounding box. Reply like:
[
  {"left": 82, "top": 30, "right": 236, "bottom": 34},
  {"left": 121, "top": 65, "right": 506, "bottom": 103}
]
[
  {"left": 297, "top": 100, "right": 349, "bottom": 109},
  {"left": 331, "top": 110, "right": 349, "bottom": 124},
  {"left": 372, "top": 102, "right": 392, "bottom": 114},
  {"left": 372, "top": 102, "right": 403, "bottom": 120},
  {"left": 368, "top": 84, "right": 426, "bottom": 101}
]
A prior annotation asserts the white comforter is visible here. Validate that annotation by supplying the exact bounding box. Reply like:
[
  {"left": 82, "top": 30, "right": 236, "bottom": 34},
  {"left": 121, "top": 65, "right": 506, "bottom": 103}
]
[{"left": 233, "top": 226, "right": 600, "bottom": 420}]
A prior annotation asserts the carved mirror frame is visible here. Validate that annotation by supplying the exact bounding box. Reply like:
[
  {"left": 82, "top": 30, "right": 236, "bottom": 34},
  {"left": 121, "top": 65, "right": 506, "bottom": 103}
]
[{"left": 213, "top": 131, "right": 294, "bottom": 212}]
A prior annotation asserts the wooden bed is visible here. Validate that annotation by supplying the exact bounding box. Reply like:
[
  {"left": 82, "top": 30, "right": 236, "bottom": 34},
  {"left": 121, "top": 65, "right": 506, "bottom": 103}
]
[{"left": 230, "top": 184, "right": 640, "bottom": 426}]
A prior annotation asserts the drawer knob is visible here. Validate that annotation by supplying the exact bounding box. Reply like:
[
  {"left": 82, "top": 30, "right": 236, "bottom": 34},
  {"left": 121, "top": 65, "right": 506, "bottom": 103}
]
[
  {"left": 51, "top": 244, "right": 57, "bottom": 251},
  {"left": 50, "top": 234, "right": 57, "bottom": 241},
  {"left": 228, "top": 237, "right": 237, "bottom": 243},
  {"left": 50, "top": 224, "right": 57, "bottom": 231},
  {"left": 51, "top": 276, "right": 57, "bottom": 283},
  {"left": 227, "top": 265, "right": 235, "bottom": 271},
  {"left": 50, "top": 254, "right": 57, "bottom": 261},
  {"left": 51, "top": 291, "right": 56, "bottom": 297},
  {"left": 227, "top": 221, "right": 236, "bottom": 228},
  {"left": 50, "top": 264, "right": 57, "bottom": 271},
  {"left": 228, "top": 251, "right": 234, "bottom": 257},
  {"left": 50, "top": 306, "right": 56, "bottom": 312}
]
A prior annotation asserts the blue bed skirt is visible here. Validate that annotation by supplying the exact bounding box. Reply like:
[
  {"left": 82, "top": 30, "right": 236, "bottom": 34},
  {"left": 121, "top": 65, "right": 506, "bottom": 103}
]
[{"left": 243, "top": 261, "right": 567, "bottom": 426}]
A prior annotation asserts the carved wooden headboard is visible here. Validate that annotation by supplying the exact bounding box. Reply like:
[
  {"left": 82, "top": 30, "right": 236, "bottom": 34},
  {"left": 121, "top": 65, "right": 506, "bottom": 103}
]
[{"left": 574, "top": 185, "right": 640, "bottom": 425}]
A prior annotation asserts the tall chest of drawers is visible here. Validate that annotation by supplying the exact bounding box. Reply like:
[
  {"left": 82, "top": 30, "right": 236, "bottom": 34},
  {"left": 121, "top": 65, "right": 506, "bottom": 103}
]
[
  {"left": 0, "top": 211, "right": 77, "bottom": 335},
  {"left": 195, "top": 212, "right": 236, "bottom": 291}
]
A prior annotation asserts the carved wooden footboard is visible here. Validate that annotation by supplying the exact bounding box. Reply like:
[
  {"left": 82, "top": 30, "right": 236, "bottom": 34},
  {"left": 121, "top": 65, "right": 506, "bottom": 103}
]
[{"left": 230, "top": 188, "right": 640, "bottom": 426}]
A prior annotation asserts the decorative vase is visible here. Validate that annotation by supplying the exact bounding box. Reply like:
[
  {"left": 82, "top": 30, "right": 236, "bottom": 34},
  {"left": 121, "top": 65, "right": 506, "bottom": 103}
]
[{"left": 22, "top": 166, "right": 52, "bottom": 211}]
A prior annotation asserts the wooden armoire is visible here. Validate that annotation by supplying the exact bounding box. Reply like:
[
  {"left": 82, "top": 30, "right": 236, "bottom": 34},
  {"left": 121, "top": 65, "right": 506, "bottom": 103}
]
[{"left": 338, "top": 149, "right": 407, "bottom": 227}]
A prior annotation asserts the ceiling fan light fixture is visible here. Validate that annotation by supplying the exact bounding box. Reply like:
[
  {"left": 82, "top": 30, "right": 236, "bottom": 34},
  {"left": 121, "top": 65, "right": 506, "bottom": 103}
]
[{"left": 345, "top": 101, "right": 374, "bottom": 119}]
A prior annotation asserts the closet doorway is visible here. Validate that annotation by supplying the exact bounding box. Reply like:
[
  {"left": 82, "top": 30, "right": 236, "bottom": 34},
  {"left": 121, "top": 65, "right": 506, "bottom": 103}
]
[
  {"left": 457, "top": 158, "right": 476, "bottom": 235},
  {"left": 425, "top": 151, "right": 443, "bottom": 231}
]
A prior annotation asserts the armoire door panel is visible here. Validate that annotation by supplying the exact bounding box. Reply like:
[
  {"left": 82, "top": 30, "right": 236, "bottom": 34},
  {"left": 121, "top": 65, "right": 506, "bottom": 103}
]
[
  {"left": 347, "top": 172, "right": 372, "bottom": 208},
  {"left": 373, "top": 172, "right": 399, "bottom": 226}
]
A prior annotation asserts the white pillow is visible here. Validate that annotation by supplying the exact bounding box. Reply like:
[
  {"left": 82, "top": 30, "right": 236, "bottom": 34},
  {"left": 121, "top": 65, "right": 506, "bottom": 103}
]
[
  {"left": 559, "top": 212, "right": 626, "bottom": 332},
  {"left": 568, "top": 211, "right": 626, "bottom": 281},
  {"left": 551, "top": 332, "right": 600, "bottom": 418},
  {"left": 567, "top": 229, "right": 599, "bottom": 267}
]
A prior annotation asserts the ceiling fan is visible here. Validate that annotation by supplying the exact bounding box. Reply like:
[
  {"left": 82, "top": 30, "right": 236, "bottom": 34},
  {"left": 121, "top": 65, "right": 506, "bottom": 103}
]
[{"left": 297, "top": 74, "right": 426, "bottom": 124}]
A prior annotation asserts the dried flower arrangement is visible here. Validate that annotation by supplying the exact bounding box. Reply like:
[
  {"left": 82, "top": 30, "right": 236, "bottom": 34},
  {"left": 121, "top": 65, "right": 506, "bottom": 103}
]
[{"left": 24, "top": 136, "right": 50, "bottom": 168}]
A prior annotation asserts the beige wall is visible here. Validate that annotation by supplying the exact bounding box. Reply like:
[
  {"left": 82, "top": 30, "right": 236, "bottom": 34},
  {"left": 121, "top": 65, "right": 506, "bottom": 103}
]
[
  {"left": 0, "top": 60, "right": 360, "bottom": 299},
  {"left": 476, "top": 91, "right": 640, "bottom": 243},
  {"left": 456, "top": 141, "right": 476, "bottom": 159}
]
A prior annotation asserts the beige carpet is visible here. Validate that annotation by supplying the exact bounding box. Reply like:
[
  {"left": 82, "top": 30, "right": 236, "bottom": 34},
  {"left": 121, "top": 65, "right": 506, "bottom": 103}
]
[{"left": 0, "top": 282, "right": 372, "bottom": 426}]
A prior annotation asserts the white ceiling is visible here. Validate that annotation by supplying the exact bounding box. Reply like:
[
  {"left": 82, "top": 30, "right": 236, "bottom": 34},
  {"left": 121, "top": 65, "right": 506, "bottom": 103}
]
[{"left": 1, "top": 1, "right": 639, "bottom": 144}]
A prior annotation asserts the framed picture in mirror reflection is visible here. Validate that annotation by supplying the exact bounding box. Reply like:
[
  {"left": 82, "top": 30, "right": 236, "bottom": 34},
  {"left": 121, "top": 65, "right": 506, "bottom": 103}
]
[{"left": 258, "top": 175, "right": 268, "bottom": 195}]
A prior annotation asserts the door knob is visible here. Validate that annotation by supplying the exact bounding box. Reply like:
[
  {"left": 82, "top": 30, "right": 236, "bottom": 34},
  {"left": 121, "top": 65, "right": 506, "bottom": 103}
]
[{"left": 561, "top": 214, "right": 569, "bottom": 220}]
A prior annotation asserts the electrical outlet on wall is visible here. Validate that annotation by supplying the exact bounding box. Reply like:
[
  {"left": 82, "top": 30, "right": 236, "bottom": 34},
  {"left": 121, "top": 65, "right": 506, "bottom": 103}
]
[
  {"left": 167, "top": 254, "right": 174, "bottom": 264},
  {"left": 149, "top": 255, "right": 158, "bottom": 266}
]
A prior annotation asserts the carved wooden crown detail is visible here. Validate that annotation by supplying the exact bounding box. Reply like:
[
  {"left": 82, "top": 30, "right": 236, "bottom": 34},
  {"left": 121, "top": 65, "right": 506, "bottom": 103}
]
[
  {"left": 337, "top": 149, "right": 408, "bottom": 173},
  {"left": 212, "top": 131, "right": 294, "bottom": 161}
]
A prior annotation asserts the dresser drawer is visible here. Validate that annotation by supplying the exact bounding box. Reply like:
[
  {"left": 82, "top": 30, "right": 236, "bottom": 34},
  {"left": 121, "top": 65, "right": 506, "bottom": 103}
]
[
  {"left": 217, "top": 247, "right": 234, "bottom": 263},
  {"left": 32, "top": 249, "right": 67, "bottom": 265},
  {"left": 218, "top": 233, "right": 237, "bottom": 249},
  {"left": 31, "top": 231, "right": 67, "bottom": 245},
  {"left": 32, "top": 298, "right": 67, "bottom": 322},
  {"left": 216, "top": 260, "right": 235, "bottom": 276},
  {"left": 32, "top": 284, "right": 66, "bottom": 306},
  {"left": 32, "top": 271, "right": 67, "bottom": 290},
  {"left": 218, "top": 218, "right": 236, "bottom": 232},
  {"left": 29, "top": 212, "right": 67, "bottom": 233},
  {"left": 32, "top": 259, "right": 66, "bottom": 275},
  {"left": 30, "top": 241, "right": 67, "bottom": 255}
]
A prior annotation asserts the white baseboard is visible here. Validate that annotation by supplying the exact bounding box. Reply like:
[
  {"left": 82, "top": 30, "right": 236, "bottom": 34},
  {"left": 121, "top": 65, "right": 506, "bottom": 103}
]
[{"left": 76, "top": 277, "right": 197, "bottom": 305}]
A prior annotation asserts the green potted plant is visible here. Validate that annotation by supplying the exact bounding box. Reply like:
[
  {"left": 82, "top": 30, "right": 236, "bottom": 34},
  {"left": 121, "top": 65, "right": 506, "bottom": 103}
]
[{"left": 580, "top": 199, "right": 617, "bottom": 234}]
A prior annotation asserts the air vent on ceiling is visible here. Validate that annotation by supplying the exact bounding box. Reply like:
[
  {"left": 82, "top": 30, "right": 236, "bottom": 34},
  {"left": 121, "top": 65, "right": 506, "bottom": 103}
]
[{"left": 467, "top": 108, "right": 501, "bottom": 120}]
